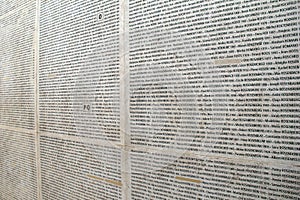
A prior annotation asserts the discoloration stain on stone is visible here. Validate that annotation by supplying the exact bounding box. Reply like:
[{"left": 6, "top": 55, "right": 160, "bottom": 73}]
[
  {"left": 175, "top": 176, "right": 202, "bottom": 184},
  {"left": 214, "top": 59, "right": 242, "bottom": 65},
  {"left": 87, "top": 174, "right": 122, "bottom": 187}
]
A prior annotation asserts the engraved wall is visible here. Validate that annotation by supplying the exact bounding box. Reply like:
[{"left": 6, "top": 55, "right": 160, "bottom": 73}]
[
  {"left": 38, "top": 0, "right": 122, "bottom": 199},
  {"left": 0, "top": 1, "right": 37, "bottom": 200},
  {"left": 128, "top": 0, "right": 299, "bottom": 199}
]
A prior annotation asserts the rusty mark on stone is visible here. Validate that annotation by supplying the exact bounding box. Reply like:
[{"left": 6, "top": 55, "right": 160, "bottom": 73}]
[
  {"left": 175, "top": 176, "right": 202, "bottom": 184},
  {"left": 87, "top": 174, "right": 122, "bottom": 187}
]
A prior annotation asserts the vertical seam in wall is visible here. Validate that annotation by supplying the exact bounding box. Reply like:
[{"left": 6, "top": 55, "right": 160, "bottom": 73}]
[
  {"left": 34, "top": 0, "right": 42, "bottom": 199},
  {"left": 120, "top": 0, "right": 131, "bottom": 199}
]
